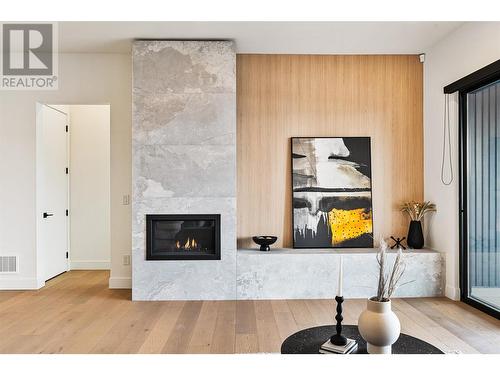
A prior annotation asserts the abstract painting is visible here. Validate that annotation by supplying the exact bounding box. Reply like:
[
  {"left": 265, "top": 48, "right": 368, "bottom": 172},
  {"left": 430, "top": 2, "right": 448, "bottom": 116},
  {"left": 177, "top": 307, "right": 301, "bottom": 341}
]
[{"left": 292, "top": 137, "right": 373, "bottom": 248}]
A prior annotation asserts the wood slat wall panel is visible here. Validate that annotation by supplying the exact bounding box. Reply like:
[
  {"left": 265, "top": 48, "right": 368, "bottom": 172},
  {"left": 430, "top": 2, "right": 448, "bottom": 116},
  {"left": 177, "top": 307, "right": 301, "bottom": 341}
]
[{"left": 237, "top": 54, "right": 423, "bottom": 248}]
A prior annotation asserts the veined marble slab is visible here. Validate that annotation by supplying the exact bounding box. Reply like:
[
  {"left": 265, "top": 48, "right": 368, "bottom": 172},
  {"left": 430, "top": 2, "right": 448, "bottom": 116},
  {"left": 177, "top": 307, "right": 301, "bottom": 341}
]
[
  {"left": 236, "top": 248, "right": 444, "bottom": 299},
  {"left": 132, "top": 40, "right": 237, "bottom": 301}
]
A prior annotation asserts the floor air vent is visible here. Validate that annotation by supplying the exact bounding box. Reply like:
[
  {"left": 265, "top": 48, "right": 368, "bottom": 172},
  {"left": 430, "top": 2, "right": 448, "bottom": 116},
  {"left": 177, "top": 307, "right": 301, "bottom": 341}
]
[{"left": 0, "top": 256, "right": 18, "bottom": 273}]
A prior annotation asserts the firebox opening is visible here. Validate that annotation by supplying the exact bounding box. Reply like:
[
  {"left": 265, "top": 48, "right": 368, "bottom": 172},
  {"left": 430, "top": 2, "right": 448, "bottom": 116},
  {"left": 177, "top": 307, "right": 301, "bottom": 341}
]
[{"left": 146, "top": 214, "right": 221, "bottom": 261}]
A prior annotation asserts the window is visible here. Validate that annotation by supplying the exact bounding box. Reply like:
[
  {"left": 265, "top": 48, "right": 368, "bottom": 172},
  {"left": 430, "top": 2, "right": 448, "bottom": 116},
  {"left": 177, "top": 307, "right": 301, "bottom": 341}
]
[{"left": 445, "top": 59, "right": 500, "bottom": 318}]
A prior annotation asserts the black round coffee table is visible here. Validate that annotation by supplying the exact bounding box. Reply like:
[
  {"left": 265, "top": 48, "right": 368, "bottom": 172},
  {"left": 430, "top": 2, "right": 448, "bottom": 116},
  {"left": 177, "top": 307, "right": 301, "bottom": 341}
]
[{"left": 281, "top": 325, "right": 444, "bottom": 354}]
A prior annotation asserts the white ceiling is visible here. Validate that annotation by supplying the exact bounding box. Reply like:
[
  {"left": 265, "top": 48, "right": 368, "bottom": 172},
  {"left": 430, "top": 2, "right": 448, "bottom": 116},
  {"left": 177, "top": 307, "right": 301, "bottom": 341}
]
[{"left": 58, "top": 22, "right": 464, "bottom": 54}]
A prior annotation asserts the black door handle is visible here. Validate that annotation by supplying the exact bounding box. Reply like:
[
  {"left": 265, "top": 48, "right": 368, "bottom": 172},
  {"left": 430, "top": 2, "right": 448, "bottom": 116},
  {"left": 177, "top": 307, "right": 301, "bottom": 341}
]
[{"left": 43, "top": 212, "right": 54, "bottom": 218}]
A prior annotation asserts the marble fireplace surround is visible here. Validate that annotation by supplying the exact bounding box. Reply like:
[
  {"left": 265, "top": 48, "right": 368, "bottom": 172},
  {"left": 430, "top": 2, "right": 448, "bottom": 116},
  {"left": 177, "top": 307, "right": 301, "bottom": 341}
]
[
  {"left": 132, "top": 40, "right": 237, "bottom": 300},
  {"left": 132, "top": 40, "right": 444, "bottom": 301}
]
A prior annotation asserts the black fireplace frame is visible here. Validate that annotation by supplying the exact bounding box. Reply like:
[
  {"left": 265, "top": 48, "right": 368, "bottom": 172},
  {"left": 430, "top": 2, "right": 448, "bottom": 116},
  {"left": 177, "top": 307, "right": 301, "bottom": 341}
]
[{"left": 146, "top": 214, "right": 221, "bottom": 261}]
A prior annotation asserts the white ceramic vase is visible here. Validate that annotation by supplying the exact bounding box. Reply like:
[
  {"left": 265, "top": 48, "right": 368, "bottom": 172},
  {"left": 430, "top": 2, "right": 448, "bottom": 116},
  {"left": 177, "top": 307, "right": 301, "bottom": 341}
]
[{"left": 358, "top": 298, "right": 401, "bottom": 354}]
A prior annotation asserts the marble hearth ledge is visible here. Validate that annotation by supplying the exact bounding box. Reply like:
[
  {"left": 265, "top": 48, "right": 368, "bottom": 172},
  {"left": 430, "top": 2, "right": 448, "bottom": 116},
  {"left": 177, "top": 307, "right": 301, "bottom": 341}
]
[
  {"left": 237, "top": 248, "right": 438, "bottom": 254},
  {"left": 236, "top": 248, "right": 444, "bottom": 300}
]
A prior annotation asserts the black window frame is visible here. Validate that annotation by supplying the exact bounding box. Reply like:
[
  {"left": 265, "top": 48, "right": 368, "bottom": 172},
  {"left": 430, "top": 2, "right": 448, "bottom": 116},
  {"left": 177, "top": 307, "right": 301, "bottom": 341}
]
[{"left": 444, "top": 59, "right": 500, "bottom": 319}]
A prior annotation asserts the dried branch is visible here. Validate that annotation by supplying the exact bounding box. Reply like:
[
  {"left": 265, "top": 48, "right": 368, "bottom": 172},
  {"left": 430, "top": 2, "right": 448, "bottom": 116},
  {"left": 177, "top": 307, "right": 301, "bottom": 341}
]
[
  {"left": 374, "top": 238, "right": 409, "bottom": 301},
  {"left": 400, "top": 201, "right": 436, "bottom": 221}
]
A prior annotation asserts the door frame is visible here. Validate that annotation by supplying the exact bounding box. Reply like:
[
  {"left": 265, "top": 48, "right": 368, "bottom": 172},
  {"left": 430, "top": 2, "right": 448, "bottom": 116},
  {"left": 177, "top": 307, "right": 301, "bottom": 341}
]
[
  {"left": 35, "top": 103, "right": 70, "bottom": 286},
  {"left": 445, "top": 60, "right": 500, "bottom": 319}
]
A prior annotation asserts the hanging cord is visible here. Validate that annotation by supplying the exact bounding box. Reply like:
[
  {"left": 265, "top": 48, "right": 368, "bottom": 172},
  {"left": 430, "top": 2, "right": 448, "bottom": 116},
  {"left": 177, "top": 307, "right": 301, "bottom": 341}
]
[{"left": 441, "top": 93, "right": 454, "bottom": 185}]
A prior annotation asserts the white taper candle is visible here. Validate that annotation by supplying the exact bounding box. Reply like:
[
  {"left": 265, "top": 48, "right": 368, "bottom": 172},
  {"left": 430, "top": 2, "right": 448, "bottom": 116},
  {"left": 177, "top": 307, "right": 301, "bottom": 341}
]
[{"left": 338, "top": 255, "right": 343, "bottom": 297}]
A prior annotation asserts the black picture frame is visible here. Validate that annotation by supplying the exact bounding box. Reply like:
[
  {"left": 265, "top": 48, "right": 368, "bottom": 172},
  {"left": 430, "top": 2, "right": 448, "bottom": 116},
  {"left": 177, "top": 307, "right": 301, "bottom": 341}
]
[{"left": 290, "top": 136, "right": 374, "bottom": 249}]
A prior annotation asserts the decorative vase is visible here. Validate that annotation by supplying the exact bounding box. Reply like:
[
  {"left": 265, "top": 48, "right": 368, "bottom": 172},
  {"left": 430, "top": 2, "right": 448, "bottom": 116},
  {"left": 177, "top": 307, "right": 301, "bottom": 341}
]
[
  {"left": 252, "top": 236, "right": 278, "bottom": 251},
  {"left": 358, "top": 298, "right": 401, "bottom": 354},
  {"left": 407, "top": 220, "right": 424, "bottom": 249}
]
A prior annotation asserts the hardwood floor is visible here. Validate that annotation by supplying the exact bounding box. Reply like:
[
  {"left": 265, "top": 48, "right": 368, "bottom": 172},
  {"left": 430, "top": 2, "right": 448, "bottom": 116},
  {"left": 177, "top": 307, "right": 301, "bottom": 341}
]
[{"left": 1, "top": 271, "right": 499, "bottom": 354}]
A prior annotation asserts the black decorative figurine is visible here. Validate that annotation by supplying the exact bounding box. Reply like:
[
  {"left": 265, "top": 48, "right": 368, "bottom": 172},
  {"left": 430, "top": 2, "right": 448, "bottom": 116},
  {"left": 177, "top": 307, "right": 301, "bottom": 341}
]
[
  {"left": 390, "top": 236, "right": 406, "bottom": 250},
  {"left": 329, "top": 296, "right": 347, "bottom": 346}
]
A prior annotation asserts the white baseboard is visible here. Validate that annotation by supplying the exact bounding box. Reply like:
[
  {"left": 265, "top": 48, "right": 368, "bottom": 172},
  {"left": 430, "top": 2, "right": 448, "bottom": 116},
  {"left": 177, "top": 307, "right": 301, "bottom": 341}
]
[
  {"left": 0, "top": 277, "right": 44, "bottom": 290},
  {"left": 70, "top": 260, "right": 110, "bottom": 270},
  {"left": 445, "top": 285, "right": 461, "bottom": 300},
  {"left": 109, "top": 276, "right": 131, "bottom": 289}
]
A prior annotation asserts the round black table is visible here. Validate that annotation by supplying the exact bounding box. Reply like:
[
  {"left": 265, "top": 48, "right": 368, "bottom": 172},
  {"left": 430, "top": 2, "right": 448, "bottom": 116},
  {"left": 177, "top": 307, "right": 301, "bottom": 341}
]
[{"left": 281, "top": 325, "right": 444, "bottom": 354}]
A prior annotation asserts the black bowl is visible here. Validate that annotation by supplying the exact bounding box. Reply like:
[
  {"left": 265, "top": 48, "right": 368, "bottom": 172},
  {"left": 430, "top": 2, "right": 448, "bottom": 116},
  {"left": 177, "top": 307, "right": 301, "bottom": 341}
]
[{"left": 252, "top": 236, "right": 278, "bottom": 251}]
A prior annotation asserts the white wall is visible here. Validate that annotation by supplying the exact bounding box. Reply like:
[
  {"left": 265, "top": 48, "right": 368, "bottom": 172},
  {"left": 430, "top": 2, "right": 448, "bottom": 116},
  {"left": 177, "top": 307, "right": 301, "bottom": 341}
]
[
  {"left": 69, "top": 105, "right": 111, "bottom": 270},
  {"left": 424, "top": 22, "right": 500, "bottom": 300},
  {"left": 0, "top": 53, "right": 131, "bottom": 289}
]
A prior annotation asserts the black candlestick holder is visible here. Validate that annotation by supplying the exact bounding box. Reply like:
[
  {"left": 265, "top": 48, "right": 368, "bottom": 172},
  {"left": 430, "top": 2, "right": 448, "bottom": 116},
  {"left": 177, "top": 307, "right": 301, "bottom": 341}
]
[{"left": 330, "top": 295, "right": 347, "bottom": 346}]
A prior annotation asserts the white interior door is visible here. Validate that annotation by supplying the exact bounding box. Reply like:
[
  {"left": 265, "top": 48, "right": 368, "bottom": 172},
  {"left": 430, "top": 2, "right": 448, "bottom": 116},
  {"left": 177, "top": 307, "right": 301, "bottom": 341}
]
[{"left": 37, "top": 105, "right": 69, "bottom": 281}]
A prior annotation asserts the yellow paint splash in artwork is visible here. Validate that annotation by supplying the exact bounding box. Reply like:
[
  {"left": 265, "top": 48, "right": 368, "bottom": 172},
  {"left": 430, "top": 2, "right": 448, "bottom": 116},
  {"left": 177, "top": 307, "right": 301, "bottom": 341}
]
[{"left": 328, "top": 208, "right": 372, "bottom": 246}]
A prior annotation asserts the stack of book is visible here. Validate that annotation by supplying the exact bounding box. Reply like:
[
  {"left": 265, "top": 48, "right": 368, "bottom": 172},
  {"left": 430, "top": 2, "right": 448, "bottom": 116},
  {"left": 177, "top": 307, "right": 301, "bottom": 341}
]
[{"left": 319, "top": 338, "right": 358, "bottom": 354}]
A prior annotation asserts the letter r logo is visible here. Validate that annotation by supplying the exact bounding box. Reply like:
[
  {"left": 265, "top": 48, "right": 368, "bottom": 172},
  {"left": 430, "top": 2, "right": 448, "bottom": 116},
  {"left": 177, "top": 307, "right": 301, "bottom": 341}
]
[{"left": 2, "top": 24, "right": 53, "bottom": 76}]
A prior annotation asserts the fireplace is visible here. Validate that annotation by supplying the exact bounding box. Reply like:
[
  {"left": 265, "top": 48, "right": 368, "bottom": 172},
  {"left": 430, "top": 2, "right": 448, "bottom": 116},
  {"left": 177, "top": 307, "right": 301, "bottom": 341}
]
[{"left": 146, "top": 214, "right": 221, "bottom": 260}]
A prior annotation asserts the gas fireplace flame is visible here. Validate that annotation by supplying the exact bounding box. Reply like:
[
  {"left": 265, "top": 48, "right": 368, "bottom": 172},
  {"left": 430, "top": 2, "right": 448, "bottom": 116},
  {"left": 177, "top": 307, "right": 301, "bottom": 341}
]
[{"left": 176, "top": 237, "right": 198, "bottom": 250}]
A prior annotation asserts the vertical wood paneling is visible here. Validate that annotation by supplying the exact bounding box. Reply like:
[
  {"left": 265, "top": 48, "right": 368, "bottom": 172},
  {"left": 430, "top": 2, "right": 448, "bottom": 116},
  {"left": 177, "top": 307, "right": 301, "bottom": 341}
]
[{"left": 237, "top": 55, "right": 423, "bottom": 248}]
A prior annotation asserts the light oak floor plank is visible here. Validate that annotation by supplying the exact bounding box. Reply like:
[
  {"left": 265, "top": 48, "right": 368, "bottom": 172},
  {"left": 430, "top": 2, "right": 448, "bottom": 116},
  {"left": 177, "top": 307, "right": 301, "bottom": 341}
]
[
  {"left": 137, "top": 301, "right": 185, "bottom": 354},
  {"left": 0, "top": 271, "right": 499, "bottom": 354},
  {"left": 210, "top": 301, "right": 236, "bottom": 354},
  {"left": 286, "top": 299, "right": 316, "bottom": 330},
  {"left": 187, "top": 301, "right": 220, "bottom": 353},
  {"left": 254, "top": 300, "right": 282, "bottom": 353},
  {"left": 161, "top": 301, "right": 203, "bottom": 354},
  {"left": 235, "top": 300, "right": 259, "bottom": 353},
  {"left": 270, "top": 300, "right": 299, "bottom": 343}
]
